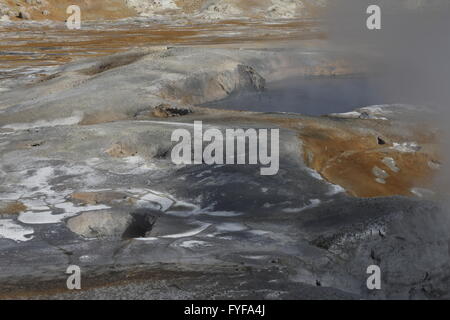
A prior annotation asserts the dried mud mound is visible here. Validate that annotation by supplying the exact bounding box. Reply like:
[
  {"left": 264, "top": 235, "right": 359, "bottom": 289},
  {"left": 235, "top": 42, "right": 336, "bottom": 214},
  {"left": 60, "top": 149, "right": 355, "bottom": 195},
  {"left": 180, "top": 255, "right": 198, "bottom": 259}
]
[
  {"left": 126, "top": 0, "right": 326, "bottom": 19},
  {"left": 0, "top": 0, "right": 325, "bottom": 22},
  {"left": 0, "top": 0, "right": 136, "bottom": 21}
]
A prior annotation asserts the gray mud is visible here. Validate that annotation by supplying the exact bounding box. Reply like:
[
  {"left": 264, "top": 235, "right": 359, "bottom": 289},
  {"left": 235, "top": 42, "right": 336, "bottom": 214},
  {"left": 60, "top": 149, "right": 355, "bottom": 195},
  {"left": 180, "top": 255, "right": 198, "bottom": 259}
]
[{"left": 0, "top": 43, "right": 449, "bottom": 300}]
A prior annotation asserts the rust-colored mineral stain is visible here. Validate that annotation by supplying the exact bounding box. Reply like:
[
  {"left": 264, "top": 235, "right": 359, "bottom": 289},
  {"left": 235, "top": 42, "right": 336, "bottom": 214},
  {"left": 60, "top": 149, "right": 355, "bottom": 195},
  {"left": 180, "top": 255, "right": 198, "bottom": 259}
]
[
  {"left": 0, "top": 202, "right": 27, "bottom": 215},
  {"left": 300, "top": 122, "right": 438, "bottom": 197},
  {"left": 0, "top": 19, "right": 322, "bottom": 79},
  {"left": 4, "top": 0, "right": 136, "bottom": 21},
  {"left": 245, "top": 114, "right": 439, "bottom": 198}
]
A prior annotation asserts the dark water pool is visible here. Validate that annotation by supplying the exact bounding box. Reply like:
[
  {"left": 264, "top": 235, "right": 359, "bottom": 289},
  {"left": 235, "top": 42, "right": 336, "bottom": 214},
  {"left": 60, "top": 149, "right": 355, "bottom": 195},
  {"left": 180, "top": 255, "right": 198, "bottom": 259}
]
[{"left": 202, "top": 76, "right": 387, "bottom": 116}]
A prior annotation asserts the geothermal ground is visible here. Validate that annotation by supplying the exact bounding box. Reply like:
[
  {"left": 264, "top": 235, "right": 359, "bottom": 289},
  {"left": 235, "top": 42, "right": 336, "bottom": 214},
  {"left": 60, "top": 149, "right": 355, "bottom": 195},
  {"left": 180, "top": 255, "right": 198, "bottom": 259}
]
[{"left": 0, "top": 1, "right": 449, "bottom": 300}]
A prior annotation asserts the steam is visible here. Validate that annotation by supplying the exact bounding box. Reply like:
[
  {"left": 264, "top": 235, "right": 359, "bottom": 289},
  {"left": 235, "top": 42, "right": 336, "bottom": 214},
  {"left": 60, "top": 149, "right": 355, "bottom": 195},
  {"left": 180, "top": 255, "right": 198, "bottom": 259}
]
[
  {"left": 326, "top": 0, "right": 450, "bottom": 194},
  {"left": 326, "top": 0, "right": 450, "bottom": 105}
]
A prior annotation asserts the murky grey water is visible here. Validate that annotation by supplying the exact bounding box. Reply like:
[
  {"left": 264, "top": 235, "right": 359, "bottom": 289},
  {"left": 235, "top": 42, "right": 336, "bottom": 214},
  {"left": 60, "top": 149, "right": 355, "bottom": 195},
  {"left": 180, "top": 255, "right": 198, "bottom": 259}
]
[{"left": 203, "top": 76, "right": 387, "bottom": 115}]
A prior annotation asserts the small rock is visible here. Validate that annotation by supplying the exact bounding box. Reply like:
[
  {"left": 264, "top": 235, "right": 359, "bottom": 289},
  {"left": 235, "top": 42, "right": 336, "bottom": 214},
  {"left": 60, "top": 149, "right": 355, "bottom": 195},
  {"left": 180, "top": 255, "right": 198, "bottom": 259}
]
[
  {"left": 17, "top": 10, "right": 31, "bottom": 20},
  {"left": 359, "top": 111, "right": 371, "bottom": 119},
  {"left": 377, "top": 137, "right": 386, "bottom": 145},
  {"left": 66, "top": 210, "right": 132, "bottom": 239},
  {"left": 372, "top": 166, "right": 389, "bottom": 179},
  {"left": 105, "top": 142, "right": 137, "bottom": 158},
  {"left": 382, "top": 157, "right": 400, "bottom": 173},
  {"left": 151, "top": 103, "right": 192, "bottom": 118}
]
